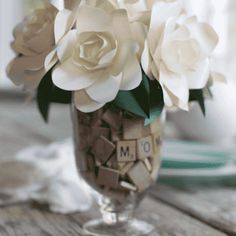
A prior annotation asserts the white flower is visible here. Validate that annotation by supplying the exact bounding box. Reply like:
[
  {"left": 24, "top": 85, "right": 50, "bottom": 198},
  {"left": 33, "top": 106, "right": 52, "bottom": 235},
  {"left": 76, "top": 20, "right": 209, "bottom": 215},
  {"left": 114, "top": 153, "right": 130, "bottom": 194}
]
[
  {"left": 141, "top": 0, "right": 219, "bottom": 110},
  {"left": 7, "top": 3, "right": 58, "bottom": 89},
  {"left": 114, "top": 0, "right": 153, "bottom": 21},
  {"left": 52, "top": 4, "right": 142, "bottom": 112}
]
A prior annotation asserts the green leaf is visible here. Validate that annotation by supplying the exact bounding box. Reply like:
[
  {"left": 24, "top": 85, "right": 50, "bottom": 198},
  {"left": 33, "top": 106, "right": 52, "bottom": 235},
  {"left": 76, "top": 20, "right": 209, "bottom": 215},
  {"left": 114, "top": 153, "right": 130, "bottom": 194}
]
[
  {"left": 113, "top": 71, "right": 150, "bottom": 118},
  {"left": 145, "top": 79, "right": 164, "bottom": 125},
  {"left": 113, "top": 70, "right": 164, "bottom": 121},
  {"left": 189, "top": 89, "right": 205, "bottom": 116},
  {"left": 114, "top": 90, "right": 148, "bottom": 118},
  {"left": 37, "top": 70, "right": 72, "bottom": 122}
]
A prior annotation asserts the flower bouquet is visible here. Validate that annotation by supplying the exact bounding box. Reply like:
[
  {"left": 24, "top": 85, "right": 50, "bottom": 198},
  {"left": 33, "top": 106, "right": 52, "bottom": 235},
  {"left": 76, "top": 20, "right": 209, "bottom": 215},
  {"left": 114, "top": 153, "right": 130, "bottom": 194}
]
[{"left": 7, "top": 0, "right": 223, "bottom": 235}]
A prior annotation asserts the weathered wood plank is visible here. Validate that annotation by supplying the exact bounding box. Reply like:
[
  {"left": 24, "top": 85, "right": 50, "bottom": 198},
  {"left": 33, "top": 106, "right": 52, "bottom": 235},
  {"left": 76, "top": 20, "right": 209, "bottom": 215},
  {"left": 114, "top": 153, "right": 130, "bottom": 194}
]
[
  {"left": 151, "top": 184, "right": 236, "bottom": 235},
  {"left": 0, "top": 197, "right": 226, "bottom": 236}
]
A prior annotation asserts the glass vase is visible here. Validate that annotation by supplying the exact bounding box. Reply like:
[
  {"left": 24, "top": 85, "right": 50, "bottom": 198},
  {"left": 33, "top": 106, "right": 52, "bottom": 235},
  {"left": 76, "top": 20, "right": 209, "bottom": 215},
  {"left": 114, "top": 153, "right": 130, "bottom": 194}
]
[{"left": 72, "top": 105, "right": 162, "bottom": 236}]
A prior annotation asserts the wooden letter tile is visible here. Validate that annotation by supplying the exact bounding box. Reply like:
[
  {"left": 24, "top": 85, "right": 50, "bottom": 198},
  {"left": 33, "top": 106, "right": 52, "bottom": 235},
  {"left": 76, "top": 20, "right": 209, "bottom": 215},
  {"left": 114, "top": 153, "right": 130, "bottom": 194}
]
[
  {"left": 93, "top": 136, "right": 115, "bottom": 164},
  {"left": 137, "top": 136, "right": 153, "bottom": 160},
  {"left": 152, "top": 132, "right": 161, "bottom": 153},
  {"left": 117, "top": 141, "right": 136, "bottom": 162},
  {"left": 90, "top": 127, "right": 110, "bottom": 144},
  {"left": 127, "top": 162, "right": 152, "bottom": 192},
  {"left": 123, "top": 118, "right": 143, "bottom": 140},
  {"left": 102, "top": 110, "right": 122, "bottom": 130},
  {"left": 150, "top": 118, "right": 161, "bottom": 134},
  {"left": 97, "top": 166, "right": 120, "bottom": 188},
  {"left": 119, "top": 162, "right": 134, "bottom": 176}
]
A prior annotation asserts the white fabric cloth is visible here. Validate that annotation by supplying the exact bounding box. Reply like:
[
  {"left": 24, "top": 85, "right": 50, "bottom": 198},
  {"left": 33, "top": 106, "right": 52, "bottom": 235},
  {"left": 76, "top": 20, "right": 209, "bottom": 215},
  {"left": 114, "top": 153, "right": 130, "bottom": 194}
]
[{"left": 0, "top": 139, "right": 92, "bottom": 214}]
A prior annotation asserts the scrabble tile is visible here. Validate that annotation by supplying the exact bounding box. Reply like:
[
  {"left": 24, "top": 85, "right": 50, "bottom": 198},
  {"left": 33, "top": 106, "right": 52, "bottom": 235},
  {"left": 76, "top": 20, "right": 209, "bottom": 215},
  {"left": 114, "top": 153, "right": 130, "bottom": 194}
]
[
  {"left": 97, "top": 166, "right": 120, "bottom": 188},
  {"left": 142, "top": 124, "right": 151, "bottom": 137},
  {"left": 106, "top": 153, "right": 116, "bottom": 168},
  {"left": 123, "top": 118, "right": 144, "bottom": 140},
  {"left": 137, "top": 136, "right": 153, "bottom": 160},
  {"left": 127, "top": 162, "right": 152, "bottom": 192},
  {"left": 143, "top": 158, "right": 152, "bottom": 172},
  {"left": 120, "top": 162, "right": 135, "bottom": 176},
  {"left": 117, "top": 141, "right": 136, "bottom": 162},
  {"left": 102, "top": 110, "right": 122, "bottom": 130},
  {"left": 78, "top": 112, "right": 91, "bottom": 125},
  {"left": 90, "top": 127, "right": 110, "bottom": 144},
  {"left": 93, "top": 136, "right": 115, "bottom": 164},
  {"left": 150, "top": 156, "right": 161, "bottom": 181},
  {"left": 111, "top": 129, "right": 122, "bottom": 142},
  {"left": 152, "top": 132, "right": 161, "bottom": 153},
  {"left": 120, "top": 181, "right": 137, "bottom": 191},
  {"left": 150, "top": 118, "right": 161, "bottom": 134},
  {"left": 87, "top": 155, "right": 96, "bottom": 171},
  {"left": 103, "top": 188, "right": 127, "bottom": 201},
  {"left": 78, "top": 126, "right": 90, "bottom": 150},
  {"left": 91, "top": 109, "right": 104, "bottom": 127}
]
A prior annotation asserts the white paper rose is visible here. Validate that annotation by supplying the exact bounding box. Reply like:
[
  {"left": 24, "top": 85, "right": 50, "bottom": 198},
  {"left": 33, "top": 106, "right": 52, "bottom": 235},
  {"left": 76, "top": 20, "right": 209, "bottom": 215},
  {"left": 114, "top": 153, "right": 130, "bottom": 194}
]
[
  {"left": 142, "top": 0, "right": 219, "bottom": 110},
  {"left": 7, "top": 3, "right": 58, "bottom": 89},
  {"left": 111, "top": 0, "right": 153, "bottom": 21},
  {"left": 52, "top": 5, "right": 142, "bottom": 112}
]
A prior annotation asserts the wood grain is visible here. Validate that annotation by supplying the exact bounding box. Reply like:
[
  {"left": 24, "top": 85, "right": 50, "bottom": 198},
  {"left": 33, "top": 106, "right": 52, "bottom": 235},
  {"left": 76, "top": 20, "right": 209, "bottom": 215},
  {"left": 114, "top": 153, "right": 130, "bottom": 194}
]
[
  {"left": 0, "top": 197, "right": 226, "bottom": 236},
  {"left": 152, "top": 184, "right": 236, "bottom": 235}
]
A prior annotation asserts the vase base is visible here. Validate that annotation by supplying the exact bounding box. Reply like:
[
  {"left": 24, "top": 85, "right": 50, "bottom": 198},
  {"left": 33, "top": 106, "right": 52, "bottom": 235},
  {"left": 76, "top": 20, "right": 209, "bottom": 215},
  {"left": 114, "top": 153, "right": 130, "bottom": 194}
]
[{"left": 83, "top": 218, "right": 156, "bottom": 236}]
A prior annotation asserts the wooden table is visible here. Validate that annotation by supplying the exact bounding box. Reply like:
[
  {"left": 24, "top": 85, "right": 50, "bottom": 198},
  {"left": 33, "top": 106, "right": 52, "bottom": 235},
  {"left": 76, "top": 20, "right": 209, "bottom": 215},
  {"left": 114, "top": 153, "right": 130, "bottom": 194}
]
[{"left": 0, "top": 97, "right": 235, "bottom": 236}]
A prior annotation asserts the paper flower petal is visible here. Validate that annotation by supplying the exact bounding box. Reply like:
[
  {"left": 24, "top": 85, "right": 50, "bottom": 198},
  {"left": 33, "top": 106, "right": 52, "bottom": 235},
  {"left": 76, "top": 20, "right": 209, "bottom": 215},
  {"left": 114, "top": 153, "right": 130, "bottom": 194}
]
[
  {"left": 27, "top": 24, "right": 54, "bottom": 53},
  {"left": 186, "top": 22, "right": 219, "bottom": 57},
  {"left": 148, "top": 0, "right": 183, "bottom": 54},
  {"left": 112, "top": 9, "right": 132, "bottom": 43},
  {"left": 76, "top": 6, "right": 111, "bottom": 33},
  {"left": 74, "top": 90, "right": 105, "bottom": 113},
  {"left": 86, "top": 73, "right": 122, "bottom": 103},
  {"left": 187, "top": 59, "right": 210, "bottom": 89},
  {"left": 120, "top": 54, "right": 142, "bottom": 90},
  {"left": 159, "top": 63, "right": 189, "bottom": 106},
  {"left": 55, "top": 9, "right": 74, "bottom": 44},
  {"left": 52, "top": 59, "right": 97, "bottom": 91},
  {"left": 45, "top": 49, "right": 58, "bottom": 71},
  {"left": 56, "top": 30, "right": 77, "bottom": 62},
  {"left": 141, "top": 40, "right": 152, "bottom": 78}
]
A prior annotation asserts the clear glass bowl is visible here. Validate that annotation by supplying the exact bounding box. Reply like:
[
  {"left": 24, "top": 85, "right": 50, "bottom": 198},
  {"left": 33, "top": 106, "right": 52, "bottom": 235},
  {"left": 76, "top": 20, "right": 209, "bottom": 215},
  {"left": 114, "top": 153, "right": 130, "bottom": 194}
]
[{"left": 72, "top": 105, "right": 162, "bottom": 236}]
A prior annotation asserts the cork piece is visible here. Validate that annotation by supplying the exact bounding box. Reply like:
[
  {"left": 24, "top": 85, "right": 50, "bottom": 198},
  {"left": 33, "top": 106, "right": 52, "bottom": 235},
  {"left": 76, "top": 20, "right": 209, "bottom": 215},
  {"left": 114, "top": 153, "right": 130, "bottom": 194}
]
[
  {"left": 120, "top": 162, "right": 135, "bottom": 176},
  {"left": 102, "top": 110, "right": 122, "bottom": 130},
  {"left": 117, "top": 140, "right": 136, "bottom": 162},
  {"left": 123, "top": 118, "right": 143, "bottom": 140},
  {"left": 120, "top": 181, "right": 137, "bottom": 191},
  {"left": 90, "top": 127, "right": 110, "bottom": 144},
  {"left": 128, "top": 162, "right": 152, "bottom": 192},
  {"left": 93, "top": 136, "right": 115, "bottom": 164},
  {"left": 137, "top": 136, "right": 153, "bottom": 160},
  {"left": 152, "top": 132, "right": 161, "bottom": 153},
  {"left": 97, "top": 166, "right": 120, "bottom": 188}
]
